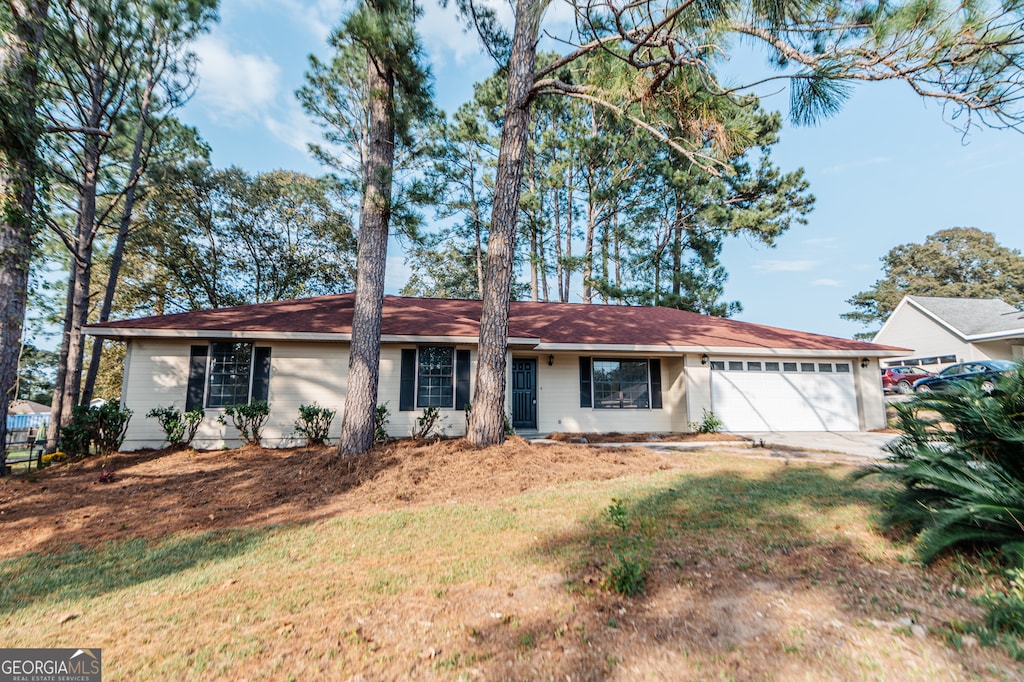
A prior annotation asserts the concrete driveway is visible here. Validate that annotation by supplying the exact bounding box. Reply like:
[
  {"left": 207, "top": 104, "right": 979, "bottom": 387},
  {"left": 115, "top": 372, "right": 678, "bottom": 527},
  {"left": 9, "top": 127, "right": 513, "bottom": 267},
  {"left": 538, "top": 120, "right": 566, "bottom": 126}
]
[{"left": 735, "top": 431, "right": 897, "bottom": 460}]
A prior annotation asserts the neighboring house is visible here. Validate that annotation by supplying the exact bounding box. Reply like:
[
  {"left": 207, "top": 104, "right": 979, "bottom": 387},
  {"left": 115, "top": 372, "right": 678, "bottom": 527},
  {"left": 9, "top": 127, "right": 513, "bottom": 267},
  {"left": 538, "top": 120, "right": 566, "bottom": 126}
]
[
  {"left": 87, "top": 294, "right": 906, "bottom": 449},
  {"left": 873, "top": 296, "right": 1024, "bottom": 369}
]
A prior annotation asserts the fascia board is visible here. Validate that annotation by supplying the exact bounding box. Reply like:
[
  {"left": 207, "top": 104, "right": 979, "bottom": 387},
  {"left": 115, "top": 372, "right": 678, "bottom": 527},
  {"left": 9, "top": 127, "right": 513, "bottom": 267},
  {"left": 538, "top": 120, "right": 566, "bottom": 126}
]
[
  {"left": 537, "top": 343, "right": 908, "bottom": 357},
  {"left": 964, "top": 328, "right": 1024, "bottom": 342}
]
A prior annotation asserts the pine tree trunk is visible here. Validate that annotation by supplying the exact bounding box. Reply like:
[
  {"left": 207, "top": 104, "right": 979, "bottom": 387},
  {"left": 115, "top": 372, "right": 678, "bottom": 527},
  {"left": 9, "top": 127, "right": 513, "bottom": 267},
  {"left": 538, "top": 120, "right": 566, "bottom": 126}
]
[
  {"left": 0, "top": 0, "right": 48, "bottom": 472},
  {"left": 337, "top": 52, "right": 395, "bottom": 456},
  {"left": 81, "top": 80, "right": 154, "bottom": 405},
  {"left": 467, "top": 0, "right": 544, "bottom": 447},
  {"left": 46, "top": 271, "right": 74, "bottom": 451}
]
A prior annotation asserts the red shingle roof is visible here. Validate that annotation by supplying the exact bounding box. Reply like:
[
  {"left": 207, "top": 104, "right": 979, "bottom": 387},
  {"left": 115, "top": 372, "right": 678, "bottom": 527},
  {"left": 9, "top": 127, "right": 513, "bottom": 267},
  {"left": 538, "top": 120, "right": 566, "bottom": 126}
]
[{"left": 89, "top": 293, "right": 904, "bottom": 352}]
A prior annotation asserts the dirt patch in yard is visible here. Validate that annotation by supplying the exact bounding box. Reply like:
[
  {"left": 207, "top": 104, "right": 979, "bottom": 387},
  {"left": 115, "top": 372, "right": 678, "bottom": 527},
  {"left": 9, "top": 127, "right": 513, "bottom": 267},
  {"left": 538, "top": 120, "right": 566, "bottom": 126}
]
[
  {"left": 0, "top": 437, "right": 677, "bottom": 559},
  {"left": 1, "top": 438, "right": 1019, "bottom": 680}
]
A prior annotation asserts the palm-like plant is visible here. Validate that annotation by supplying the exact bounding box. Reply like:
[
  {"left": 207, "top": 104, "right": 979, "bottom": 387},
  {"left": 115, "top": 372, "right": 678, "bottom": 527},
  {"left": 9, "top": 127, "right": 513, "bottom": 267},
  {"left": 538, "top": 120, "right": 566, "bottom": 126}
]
[{"left": 857, "top": 361, "right": 1024, "bottom": 566}]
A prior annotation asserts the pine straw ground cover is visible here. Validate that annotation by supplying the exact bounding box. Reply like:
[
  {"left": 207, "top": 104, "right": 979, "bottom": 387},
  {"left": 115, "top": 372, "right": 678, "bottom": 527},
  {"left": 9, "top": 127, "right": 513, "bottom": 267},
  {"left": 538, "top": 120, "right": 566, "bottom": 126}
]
[{"left": 0, "top": 438, "right": 1020, "bottom": 681}]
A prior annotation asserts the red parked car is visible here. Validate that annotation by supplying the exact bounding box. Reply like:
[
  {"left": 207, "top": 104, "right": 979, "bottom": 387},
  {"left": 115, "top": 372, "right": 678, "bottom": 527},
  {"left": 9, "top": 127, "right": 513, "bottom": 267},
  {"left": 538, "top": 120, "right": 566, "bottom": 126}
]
[{"left": 881, "top": 366, "right": 934, "bottom": 394}]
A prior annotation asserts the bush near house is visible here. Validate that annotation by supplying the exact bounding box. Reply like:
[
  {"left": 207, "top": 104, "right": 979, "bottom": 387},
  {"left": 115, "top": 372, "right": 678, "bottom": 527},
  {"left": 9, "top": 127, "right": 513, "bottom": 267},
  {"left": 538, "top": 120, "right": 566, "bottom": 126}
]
[
  {"left": 218, "top": 401, "right": 270, "bottom": 447},
  {"left": 61, "top": 403, "right": 132, "bottom": 458},
  {"left": 294, "top": 403, "right": 336, "bottom": 446},
  {"left": 146, "top": 405, "right": 204, "bottom": 447}
]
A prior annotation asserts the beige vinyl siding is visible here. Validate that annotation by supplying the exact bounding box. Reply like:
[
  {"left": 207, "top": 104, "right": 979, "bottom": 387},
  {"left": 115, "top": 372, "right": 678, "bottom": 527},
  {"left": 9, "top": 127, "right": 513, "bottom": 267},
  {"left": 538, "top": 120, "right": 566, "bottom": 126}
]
[
  {"left": 874, "top": 303, "right": 973, "bottom": 365},
  {"left": 379, "top": 345, "right": 476, "bottom": 438},
  {"left": 120, "top": 339, "right": 350, "bottom": 450},
  {"left": 119, "top": 339, "right": 192, "bottom": 450},
  {"left": 533, "top": 353, "right": 682, "bottom": 434},
  {"left": 257, "top": 342, "right": 348, "bottom": 446}
]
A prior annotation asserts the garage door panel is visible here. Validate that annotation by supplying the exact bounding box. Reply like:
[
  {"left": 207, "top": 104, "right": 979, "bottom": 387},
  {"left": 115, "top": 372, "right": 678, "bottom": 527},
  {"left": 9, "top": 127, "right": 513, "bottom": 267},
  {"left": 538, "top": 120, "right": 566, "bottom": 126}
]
[{"left": 711, "top": 369, "right": 858, "bottom": 432}]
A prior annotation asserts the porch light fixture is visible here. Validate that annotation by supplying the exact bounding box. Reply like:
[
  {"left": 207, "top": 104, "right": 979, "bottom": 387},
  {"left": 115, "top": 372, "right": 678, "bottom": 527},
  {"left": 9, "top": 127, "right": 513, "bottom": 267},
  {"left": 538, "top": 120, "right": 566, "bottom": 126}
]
[
  {"left": 701, "top": 354, "right": 709, "bottom": 366},
  {"left": 860, "top": 358, "right": 870, "bottom": 368},
  {"left": 548, "top": 354, "right": 554, "bottom": 366}
]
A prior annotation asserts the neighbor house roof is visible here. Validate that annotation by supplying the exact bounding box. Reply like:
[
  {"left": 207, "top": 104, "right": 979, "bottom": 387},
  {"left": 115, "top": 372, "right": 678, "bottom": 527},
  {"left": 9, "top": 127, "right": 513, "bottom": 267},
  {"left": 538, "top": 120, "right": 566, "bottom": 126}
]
[
  {"left": 904, "top": 296, "right": 1024, "bottom": 340},
  {"left": 88, "top": 293, "right": 906, "bottom": 356}
]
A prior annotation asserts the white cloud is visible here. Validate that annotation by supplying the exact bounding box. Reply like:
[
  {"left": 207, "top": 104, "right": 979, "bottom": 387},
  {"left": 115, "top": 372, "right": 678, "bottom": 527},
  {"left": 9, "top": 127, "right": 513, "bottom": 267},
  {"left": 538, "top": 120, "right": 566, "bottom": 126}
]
[
  {"left": 193, "top": 35, "right": 282, "bottom": 121},
  {"left": 820, "top": 156, "right": 891, "bottom": 176},
  {"left": 811, "top": 278, "right": 842, "bottom": 287},
  {"left": 263, "top": 100, "right": 323, "bottom": 157},
  {"left": 753, "top": 259, "right": 819, "bottom": 273}
]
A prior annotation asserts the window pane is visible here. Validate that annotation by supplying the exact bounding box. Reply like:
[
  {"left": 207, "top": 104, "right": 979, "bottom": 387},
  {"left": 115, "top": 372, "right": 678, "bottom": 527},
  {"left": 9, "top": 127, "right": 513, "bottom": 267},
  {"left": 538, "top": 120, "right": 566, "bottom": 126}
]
[
  {"left": 593, "top": 359, "right": 650, "bottom": 409},
  {"left": 710, "top": 361, "right": 725, "bottom": 371},
  {"left": 783, "top": 362, "right": 798, "bottom": 372},
  {"left": 800, "top": 363, "right": 815, "bottom": 372},
  {"left": 728, "top": 361, "right": 743, "bottom": 371},
  {"left": 417, "top": 346, "right": 454, "bottom": 408},
  {"left": 765, "top": 362, "right": 780, "bottom": 371},
  {"left": 208, "top": 342, "right": 253, "bottom": 407},
  {"left": 835, "top": 363, "right": 850, "bottom": 373},
  {"left": 747, "top": 361, "right": 762, "bottom": 371},
  {"left": 818, "top": 363, "right": 833, "bottom": 373}
]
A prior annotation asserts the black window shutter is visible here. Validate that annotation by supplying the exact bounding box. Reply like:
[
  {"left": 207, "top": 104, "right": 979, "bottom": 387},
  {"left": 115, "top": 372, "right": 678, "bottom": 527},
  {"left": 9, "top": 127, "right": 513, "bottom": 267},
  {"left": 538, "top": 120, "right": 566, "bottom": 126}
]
[
  {"left": 185, "top": 345, "right": 208, "bottom": 411},
  {"left": 399, "top": 348, "right": 416, "bottom": 411},
  {"left": 579, "top": 357, "right": 592, "bottom": 408},
  {"left": 251, "top": 347, "right": 272, "bottom": 402},
  {"left": 650, "top": 359, "right": 663, "bottom": 409},
  {"left": 455, "top": 349, "right": 471, "bottom": 410}
]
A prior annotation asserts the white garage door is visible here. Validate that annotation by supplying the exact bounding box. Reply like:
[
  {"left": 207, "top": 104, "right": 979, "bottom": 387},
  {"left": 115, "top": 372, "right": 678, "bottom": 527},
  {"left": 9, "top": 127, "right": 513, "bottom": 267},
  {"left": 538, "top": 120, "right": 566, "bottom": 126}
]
[{"left": 710, "top": 359, "right": 859, "bottom": 431}]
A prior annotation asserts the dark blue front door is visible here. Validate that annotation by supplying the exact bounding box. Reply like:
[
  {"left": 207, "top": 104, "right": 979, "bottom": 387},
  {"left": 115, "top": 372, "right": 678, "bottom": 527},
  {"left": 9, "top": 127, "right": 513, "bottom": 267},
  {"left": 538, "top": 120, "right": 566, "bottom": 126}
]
[{"left": 511, "top": 359, "right": 537, "bottom": 430}]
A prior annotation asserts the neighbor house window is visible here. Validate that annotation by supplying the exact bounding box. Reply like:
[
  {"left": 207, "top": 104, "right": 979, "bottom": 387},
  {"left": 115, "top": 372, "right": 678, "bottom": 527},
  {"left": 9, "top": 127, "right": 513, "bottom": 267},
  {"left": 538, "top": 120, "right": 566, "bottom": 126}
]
[
  {"left": 417, "top": 346, "right": 455, "bottom": 408},
  {"left": 593, "top": 359, "right": 650, "bottom": 409}
]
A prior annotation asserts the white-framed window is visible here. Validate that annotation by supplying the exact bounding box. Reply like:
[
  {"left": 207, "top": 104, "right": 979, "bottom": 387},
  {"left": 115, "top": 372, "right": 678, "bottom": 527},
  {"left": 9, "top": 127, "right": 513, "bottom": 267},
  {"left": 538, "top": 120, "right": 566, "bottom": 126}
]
[
  {"left": 417, "top": 346, "right": 455, "bottom": 408},
  {"left": 208, "top": 342, "right": 254, "bottom": 407},
  {"left": 593, "top": 359, "right": 650, "bottom": 409}
]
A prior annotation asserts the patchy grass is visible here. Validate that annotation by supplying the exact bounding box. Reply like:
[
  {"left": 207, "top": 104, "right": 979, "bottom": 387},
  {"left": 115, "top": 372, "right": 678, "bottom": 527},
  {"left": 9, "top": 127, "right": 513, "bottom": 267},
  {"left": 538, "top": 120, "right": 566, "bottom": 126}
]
[{"left": 0, "top": 440, "right": 1020, "bottom": 680}]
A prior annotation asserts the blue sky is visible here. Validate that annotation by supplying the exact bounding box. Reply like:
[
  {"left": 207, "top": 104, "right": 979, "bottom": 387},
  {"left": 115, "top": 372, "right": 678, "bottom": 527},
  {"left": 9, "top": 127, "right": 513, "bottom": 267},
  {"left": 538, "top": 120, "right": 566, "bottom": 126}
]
[{"left": 179, "top": 0, "right": 1024, "bottom": 341}]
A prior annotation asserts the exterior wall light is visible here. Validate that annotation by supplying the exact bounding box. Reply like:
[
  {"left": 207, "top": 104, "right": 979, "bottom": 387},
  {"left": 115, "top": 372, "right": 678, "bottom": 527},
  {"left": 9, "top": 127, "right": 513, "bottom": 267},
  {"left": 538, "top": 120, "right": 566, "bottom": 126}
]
[
  {"left": 861, "top": 358, "right": 870, "bottom": 368},
  {"left": 548, "top": 354, "right": 554, "bottom": 366},
  {"left": 701, "top": 354, "right": 709, "bottom": 365}
]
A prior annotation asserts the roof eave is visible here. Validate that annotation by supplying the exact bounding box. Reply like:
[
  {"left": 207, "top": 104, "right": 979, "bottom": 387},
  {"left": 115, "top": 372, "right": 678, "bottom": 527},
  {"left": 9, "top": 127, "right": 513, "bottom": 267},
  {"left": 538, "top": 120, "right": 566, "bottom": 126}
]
[{"left": 538, "top": 343, "right": 908, "bottom": 357}]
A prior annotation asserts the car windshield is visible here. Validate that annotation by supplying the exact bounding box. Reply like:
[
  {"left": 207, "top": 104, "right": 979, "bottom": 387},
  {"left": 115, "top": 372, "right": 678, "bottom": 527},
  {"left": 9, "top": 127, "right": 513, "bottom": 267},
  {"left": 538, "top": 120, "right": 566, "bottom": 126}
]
[{"left": 987, "top": 360, "right": 1017, "bottom": 371}]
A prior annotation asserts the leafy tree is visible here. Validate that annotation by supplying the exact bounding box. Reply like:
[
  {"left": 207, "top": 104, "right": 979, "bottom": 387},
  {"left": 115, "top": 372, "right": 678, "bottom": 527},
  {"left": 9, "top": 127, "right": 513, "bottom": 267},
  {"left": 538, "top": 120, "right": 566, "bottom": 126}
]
[
  {"left": 457, "top": 0, "right": 1024, "bottom": 446},
  {"left": 844, "top": 228, "right": 1024, "bottom": 333},
  {"left": 0, "top": 0, "right": 49, "bottom": 472},
  {"left": 14, "top": 342, "right": 56, "bottom": 405},
  {"left": 122, "top": 165, "right": 357, "bottom": 313}
]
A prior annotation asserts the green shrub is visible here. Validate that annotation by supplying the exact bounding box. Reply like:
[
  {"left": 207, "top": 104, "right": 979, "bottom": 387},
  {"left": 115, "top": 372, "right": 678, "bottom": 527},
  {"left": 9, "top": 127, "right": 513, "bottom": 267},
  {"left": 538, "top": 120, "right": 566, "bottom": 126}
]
[
  {"left": 61, "top": 402, "right": 133, "bottom": 457},
  {"left": 601, "top": 498, "right": 650, "bottom": 596},
  {"left": 413, "top": 406, "right": 442, "bottom": 440},
  {"left": 146, "top": 405, "right": 203, "bottom": 447},
  {"left": 294, "top": 403, "right": 336, "bottom": 446},
  {"left": 605, "top": 549, "right": 648, "bottom": 597},
  {"left": 856, "top": 360, "right": 1024, "bottom": 565},
  {"left": 218, "top": 400, "right": 270, "bottom": 446},
  {"left": 374, "top": 403, "right": 391, "bottom": 444},
  {"left": 690, "top": 409, "right": 723, "bottom": 434}
]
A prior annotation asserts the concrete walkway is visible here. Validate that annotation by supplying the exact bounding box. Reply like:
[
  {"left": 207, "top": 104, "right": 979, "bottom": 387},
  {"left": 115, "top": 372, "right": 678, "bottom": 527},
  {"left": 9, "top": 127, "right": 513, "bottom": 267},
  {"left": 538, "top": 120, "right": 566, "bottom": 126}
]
[{"left": 734, "top": 432, "right": 897, "bottom": 460}]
